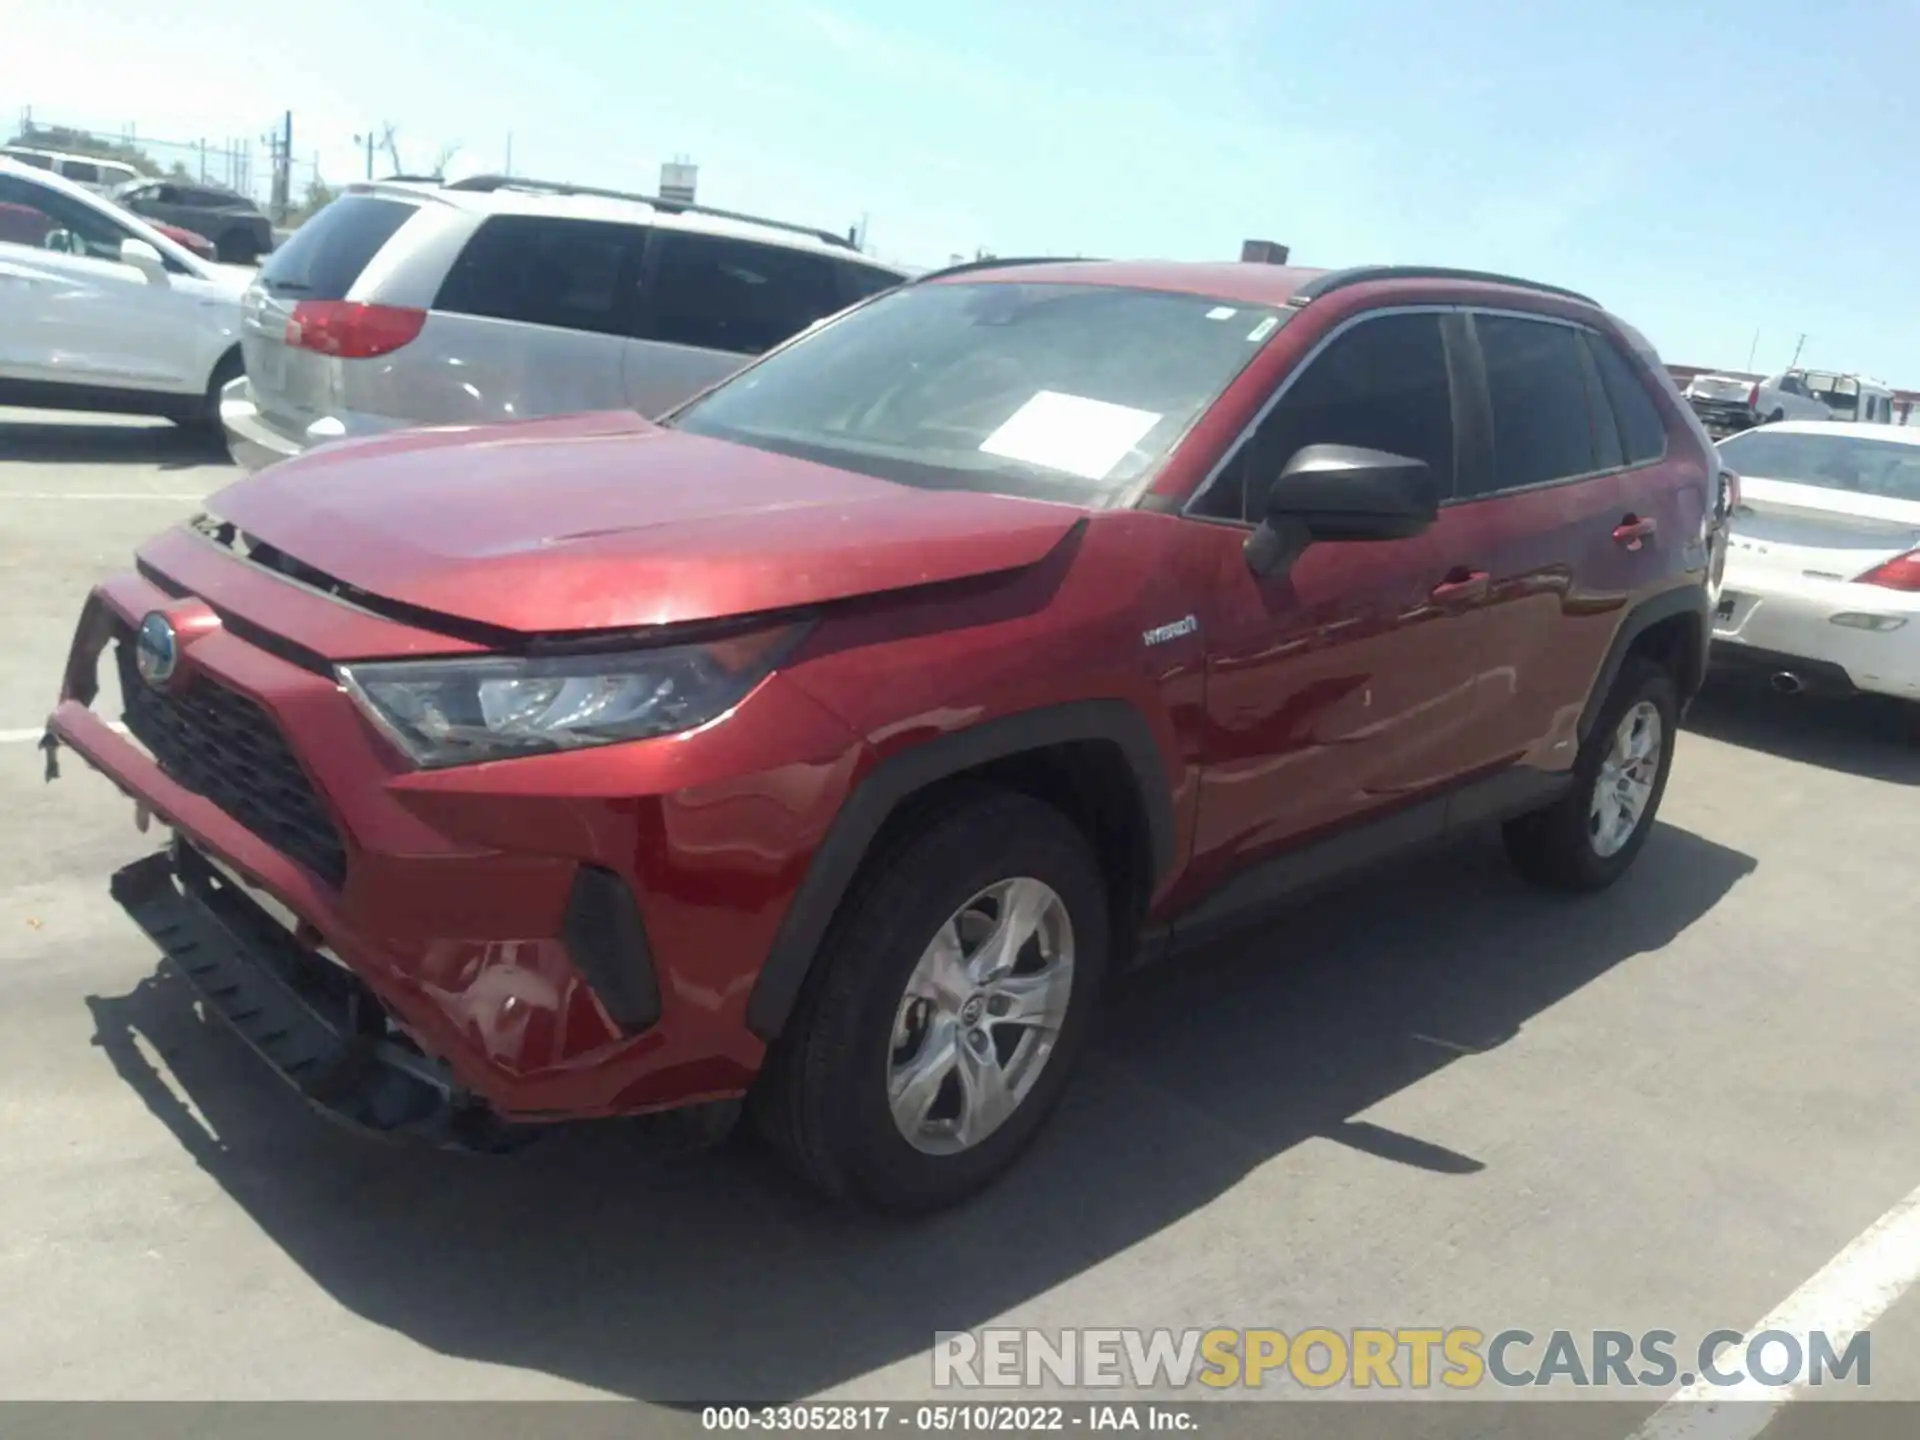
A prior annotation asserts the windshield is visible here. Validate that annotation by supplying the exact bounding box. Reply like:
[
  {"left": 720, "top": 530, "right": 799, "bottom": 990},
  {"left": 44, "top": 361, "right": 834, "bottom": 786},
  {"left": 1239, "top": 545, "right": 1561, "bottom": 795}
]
[
  {"left": 668, "top": 280, "right": 1289, "bottom": 504},
  {"left": 1717, "top": 430, "right": 1920, "bottom": 502}
]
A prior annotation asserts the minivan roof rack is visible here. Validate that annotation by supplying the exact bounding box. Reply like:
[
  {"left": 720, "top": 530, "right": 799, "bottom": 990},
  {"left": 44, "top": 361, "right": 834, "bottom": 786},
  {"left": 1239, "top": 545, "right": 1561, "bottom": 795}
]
[
  {"left": 441, "top": 173, "right": 858, "bottom": 250},
  {"left": 1290, "top": 265, "right": 1599, "bottom": 309},
  {"left": 911, "top": 255, "right": 1103, "bottom": 284}
]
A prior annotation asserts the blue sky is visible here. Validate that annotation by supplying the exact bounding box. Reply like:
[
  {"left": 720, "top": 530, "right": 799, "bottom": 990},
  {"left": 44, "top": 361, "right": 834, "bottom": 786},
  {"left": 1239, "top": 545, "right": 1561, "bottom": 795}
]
[{"left": 6, "top": 0, "right": 1917, "bottom": 380}]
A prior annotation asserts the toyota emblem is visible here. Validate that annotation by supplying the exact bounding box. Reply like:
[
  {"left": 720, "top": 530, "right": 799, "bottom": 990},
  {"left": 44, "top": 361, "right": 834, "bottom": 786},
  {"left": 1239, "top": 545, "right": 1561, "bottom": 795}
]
[{"left": 135, "top": 612, "right": 179, "bottom": 688}]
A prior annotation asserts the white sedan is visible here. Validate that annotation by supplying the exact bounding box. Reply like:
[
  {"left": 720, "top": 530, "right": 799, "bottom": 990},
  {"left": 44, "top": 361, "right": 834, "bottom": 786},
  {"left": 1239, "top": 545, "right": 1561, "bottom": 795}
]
[
  {"left": 0, "top": 156, "right": 251, "bottom": 429},
  {"left": 1711, "top": 422, "right": 1920, "bottom": 725}
]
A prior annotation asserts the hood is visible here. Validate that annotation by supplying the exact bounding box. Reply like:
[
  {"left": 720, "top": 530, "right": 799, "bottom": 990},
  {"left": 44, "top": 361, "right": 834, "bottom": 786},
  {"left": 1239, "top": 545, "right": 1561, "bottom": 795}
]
[{"left": 207, "top": 411, "right": 1087, "bottom": 635}]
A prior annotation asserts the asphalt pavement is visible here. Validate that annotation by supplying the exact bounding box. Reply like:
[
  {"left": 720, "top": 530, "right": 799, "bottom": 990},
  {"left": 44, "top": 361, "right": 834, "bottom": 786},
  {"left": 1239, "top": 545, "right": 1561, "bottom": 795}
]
[{"left": 3, "top": 407, "right": 1919, "bottom": 1438}]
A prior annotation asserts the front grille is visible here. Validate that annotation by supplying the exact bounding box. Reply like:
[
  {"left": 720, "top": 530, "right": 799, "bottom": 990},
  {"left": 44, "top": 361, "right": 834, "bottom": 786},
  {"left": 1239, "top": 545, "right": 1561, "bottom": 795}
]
[{"left": 114, "top": 630, "right": 349, "bottom": 889}]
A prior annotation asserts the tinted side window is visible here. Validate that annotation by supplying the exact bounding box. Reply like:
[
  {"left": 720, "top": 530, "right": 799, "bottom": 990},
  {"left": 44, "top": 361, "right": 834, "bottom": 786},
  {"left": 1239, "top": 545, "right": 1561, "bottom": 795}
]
[
  {"left": 840, "top": 260, "right": 902, "bottom": 304},
  {"left": 1585, "top": 333, "right": 1667, "bottom": 465},
  {"left": 643, "top": 232, "right": 842, "bottom": 355},
  {"left": 0, "top": 175, "right": 129, "bottom": 260},
  {"left": 433, "top": 215, "right": 643, "bottom": 337},
  {"left": 1474, "top": 314, "right": 1600, "bottom": 494},
  {"left": 261, "top": 194, "right": 417, "bottom": 300},
  {"left": 1193, "top": 311, "right": 1455, "bottom": 522},
  {"left": 61, "top": 160, "right": 100, "bottom": 184}
]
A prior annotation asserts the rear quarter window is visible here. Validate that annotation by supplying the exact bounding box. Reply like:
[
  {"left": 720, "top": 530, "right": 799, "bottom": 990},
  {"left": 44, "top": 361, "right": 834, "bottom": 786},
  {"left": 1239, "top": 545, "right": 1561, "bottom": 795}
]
[
  {"left": 258, "top": 194, "right": 418, "bottom": 300},
  {"left": 1585, "top": 333, "right": 1668, "bottom": 465}
]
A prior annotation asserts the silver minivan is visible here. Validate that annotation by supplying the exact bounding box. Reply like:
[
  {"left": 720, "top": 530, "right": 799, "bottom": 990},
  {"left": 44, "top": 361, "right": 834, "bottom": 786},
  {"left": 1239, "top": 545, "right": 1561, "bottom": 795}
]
[{"left": 220, "top": 175, "right": 909, "bottom": 472}]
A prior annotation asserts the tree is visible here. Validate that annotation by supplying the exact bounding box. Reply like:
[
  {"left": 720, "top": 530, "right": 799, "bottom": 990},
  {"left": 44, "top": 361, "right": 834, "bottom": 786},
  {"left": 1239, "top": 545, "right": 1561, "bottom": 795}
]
[
  {"left": 286, "top": 176, "right": 339, "bottom": 228},
  {"left": 9, "top": 123, "right": 162, "bottom": 176}
]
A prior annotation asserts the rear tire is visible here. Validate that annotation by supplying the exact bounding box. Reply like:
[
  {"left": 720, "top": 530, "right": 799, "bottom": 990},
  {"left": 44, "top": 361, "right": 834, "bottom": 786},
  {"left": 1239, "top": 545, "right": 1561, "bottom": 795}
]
[
  {"left": 752, "top": 786, "right": 1110, "bottom": 1215},
  {"left": 218, "top": 231, "right": 259, "bottom": 266},
  {"left": 1503, "top": 657, "right": 1678, "bottom": 892}
]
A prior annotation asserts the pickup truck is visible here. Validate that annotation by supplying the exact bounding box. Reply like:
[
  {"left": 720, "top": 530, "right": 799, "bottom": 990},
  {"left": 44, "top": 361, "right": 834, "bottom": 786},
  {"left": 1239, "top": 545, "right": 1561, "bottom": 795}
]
[{"left": 1683, "top": 372, "right": 1831, "bottom": 436}]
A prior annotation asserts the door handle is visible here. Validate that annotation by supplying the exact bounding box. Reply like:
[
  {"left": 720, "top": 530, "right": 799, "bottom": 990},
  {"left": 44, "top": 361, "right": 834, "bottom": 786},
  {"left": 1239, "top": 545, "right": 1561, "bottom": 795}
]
[
  {"left": 1613, "top": 515, "right": 1658, "bottom": 547},
  {"left": 1429, "top": 568, "right": 1490, "bottom": 605}
]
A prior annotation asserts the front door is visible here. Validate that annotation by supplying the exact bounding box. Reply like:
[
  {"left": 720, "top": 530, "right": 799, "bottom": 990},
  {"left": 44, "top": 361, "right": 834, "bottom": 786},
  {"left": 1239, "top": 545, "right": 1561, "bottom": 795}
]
[
  {"left": 1180, "top": 307, "right": 1500, "bottom": 900},
  {"left": 0, "top": 174, "right": 193, "bottom": 392}
]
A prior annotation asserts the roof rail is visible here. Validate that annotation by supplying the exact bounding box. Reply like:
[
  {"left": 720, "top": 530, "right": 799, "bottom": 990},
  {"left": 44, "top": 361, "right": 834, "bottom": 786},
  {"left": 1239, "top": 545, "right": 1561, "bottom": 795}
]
[
  {"left": 1290, "top": 265, "right": 1599, "bottom": 309},
  {"left": 441, "top": 173, "right": 858, "bottom": 250},
  {"left": 911, "top": 255, "right": 1103, "bottom": 284}
]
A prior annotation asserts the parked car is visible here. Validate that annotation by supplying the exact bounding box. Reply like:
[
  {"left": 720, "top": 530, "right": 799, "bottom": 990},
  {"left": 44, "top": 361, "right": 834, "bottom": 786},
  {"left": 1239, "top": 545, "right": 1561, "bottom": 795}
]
[
  {"left": 113, "top": 177, "right": 275, "bottom": 264},
  {"left": 0, "top": 144, "right": 142, "bottom": 195},
  {"left": 1684, "top": 371, "right": 1830, "bottom": 435},
  {"left": 1709, "top": 421, "right": 1920, "bottom": 732},
  {"left": 0, "top": 158, "right": 251, "bottom": 428},
  {"left": 1786, "top": 369, "right": 1898, "bottom": 424},
  {"left": 149, "top": 221, "right": 219, "bottom": 262},
  {"left": 46, "top": 260, "right": 1716, "bottom": 1213},
  {"left": 217, "top": 173, "right": 910, "bottom": 472},
  {"left": 1685, "top": 369, "right": 1900, "bottom": 436}
]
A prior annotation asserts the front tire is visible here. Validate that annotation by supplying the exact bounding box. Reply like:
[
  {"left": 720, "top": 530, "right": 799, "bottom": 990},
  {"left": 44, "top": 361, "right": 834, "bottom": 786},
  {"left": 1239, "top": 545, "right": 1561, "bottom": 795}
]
[
  {"left": 752, "top": 787, "right": 1110, "bottom": 1215},
  {"left": 1503, "top": 657, "right": 1678, "bottom": 891},
  {"left": 170, "top": 349, "right": 243, "bottom": 437}
]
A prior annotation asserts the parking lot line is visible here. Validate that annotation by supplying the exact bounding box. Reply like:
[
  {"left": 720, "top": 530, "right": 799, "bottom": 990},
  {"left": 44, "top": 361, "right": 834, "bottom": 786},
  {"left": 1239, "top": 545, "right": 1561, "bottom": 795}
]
[
  {"left": 1630, "top": 1179, "right": 1920, "bottom": 1438},
  {"left": 3, "top": 493, "right": 210, "bottom": 501}
]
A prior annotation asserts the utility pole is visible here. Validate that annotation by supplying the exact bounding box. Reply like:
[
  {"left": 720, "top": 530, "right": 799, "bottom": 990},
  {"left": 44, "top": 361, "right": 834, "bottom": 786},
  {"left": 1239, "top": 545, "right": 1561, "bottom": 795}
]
[
  {"left": 352, "top": 129, "right": 376, "bottom": 179},
  {"left": 1746, "top": 330, "right": 1760, "bottom": 372},
  {"left": 504, "top": 132, "right": 513, "bottom": 176},
  {"left": 1787, "top": 333, "right": 1808, "bottom": 370},
  {"left": 268, "top": 110, "right": 293, "bottom": 222}
]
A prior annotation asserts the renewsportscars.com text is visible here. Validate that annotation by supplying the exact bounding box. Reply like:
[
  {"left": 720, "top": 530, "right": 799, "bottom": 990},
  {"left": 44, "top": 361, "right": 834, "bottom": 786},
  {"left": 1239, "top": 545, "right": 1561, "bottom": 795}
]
[{"left": 932, "top": 1327, "right": 1871, "bottom": 1391}]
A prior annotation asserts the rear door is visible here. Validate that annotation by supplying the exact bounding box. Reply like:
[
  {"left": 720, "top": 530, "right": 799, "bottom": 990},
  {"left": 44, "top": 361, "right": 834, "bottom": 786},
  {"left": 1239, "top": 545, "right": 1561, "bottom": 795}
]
[
  {"left": 1448, "top": 310, "right": 1678, "bottom": 770},
  {"left": 421, "top": 212, "right": 647, "bottom": 424},
  {"left": 626, "top": 231, "right": 851, "bottom": 416},
  {"left": 241, "top": 192, "right": 421, "bottom": 438}
]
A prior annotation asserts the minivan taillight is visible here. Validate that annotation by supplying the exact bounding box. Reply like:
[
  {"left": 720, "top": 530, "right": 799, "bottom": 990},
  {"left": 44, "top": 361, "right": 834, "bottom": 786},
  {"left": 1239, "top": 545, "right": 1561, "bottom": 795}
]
[
  {"left": 1855, "top": 550, "right": 1920, "bottom": 592},
  {"left": 285, "top": 300, "right": 426, "bottom": 359},
  {"left": 1747, "top": 383, "right": 1761, "bottom": 409}
]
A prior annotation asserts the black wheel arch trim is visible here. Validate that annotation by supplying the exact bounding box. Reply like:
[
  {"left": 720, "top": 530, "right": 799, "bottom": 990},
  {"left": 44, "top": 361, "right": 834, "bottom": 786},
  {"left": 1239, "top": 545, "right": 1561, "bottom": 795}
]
[
  {"left": 744, "top": 699, "right": 1177, "bottom": 1042},
  {"left": 1578, "top": 584, "right": 1710, "bottom": 742}
]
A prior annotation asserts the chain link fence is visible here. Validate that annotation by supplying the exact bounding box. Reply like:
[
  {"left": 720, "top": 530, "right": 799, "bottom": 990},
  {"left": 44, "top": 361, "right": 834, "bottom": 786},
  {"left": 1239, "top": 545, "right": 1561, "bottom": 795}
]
[{"left": 9, "top": 108, "right": 326, "bottom": 224}]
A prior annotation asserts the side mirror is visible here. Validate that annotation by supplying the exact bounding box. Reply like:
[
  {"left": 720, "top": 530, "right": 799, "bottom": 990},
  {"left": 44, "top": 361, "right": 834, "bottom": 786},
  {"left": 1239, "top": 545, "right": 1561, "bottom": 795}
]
[
  {"left": 120, "top": 237, "right": 169, "bottom": 284},
  {"left": 1246, "top": 443, "right": 1440, "bottom": 578}
]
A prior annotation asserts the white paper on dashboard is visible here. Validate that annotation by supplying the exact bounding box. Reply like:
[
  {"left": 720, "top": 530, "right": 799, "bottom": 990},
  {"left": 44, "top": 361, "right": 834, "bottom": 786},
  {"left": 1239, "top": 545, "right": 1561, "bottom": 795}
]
[{"left": 978, "top": 390, "right": 1164, "bottom": 481}]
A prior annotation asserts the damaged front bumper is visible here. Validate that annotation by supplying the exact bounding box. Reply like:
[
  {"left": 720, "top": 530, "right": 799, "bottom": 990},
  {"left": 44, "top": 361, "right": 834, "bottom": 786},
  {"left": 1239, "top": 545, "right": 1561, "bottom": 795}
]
[{"left": 112, "top": 838, "right": 528, "bottom": 1153}]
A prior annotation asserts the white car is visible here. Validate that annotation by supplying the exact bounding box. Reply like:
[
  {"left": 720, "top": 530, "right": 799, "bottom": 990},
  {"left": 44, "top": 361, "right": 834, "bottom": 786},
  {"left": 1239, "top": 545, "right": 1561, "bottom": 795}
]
[
  {"left": 1711, "top": 421, "right": 1920, "bottom": 726},
  {"left": 0, "top": 157, "right": 251, "bottom": 429}
]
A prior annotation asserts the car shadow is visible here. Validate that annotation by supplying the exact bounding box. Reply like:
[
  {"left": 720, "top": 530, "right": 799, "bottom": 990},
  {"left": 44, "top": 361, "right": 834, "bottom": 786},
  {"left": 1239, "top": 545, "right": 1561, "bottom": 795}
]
[
  {"left": 1686, "top": 672, "right": 1920, "bottom": 785},
  {"left": 85, "top": 820, "right": 1754, "bottom": 1405},
  {"left": 0, "top": 416, "right": 232, "bottom": 470}
]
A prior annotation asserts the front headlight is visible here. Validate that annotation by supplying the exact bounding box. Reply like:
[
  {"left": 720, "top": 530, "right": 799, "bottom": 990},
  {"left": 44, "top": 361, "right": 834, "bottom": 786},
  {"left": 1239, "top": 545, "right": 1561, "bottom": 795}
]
[{"left": 337, "top": 622, "right": 808, "bottom": 768}]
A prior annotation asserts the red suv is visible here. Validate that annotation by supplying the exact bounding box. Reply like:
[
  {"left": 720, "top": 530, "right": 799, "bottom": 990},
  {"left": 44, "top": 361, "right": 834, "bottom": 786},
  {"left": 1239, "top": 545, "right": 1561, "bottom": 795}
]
[{"left": 48, "top": 260, "right": 1722, "bottom": 1213}]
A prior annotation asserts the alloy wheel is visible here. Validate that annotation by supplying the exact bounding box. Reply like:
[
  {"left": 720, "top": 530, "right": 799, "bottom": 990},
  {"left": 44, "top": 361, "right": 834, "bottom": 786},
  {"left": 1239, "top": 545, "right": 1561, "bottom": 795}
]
[
  {"left": 886, "top": 877, "right": 1075, "bottom": 1155},
  {"left": 1589, "top": 700, "right": 1663, "bottom": 858}
]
